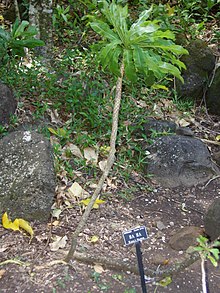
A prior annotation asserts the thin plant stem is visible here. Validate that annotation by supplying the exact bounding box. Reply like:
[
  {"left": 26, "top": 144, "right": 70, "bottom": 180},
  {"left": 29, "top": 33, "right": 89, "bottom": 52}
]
[{"left": 64, "top": 63, "right": 124, "bottom": 263}]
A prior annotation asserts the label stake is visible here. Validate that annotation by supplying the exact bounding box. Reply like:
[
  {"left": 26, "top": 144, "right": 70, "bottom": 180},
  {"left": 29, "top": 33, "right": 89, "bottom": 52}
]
[
  {"left": 123, "top": 226, "right": 148, "bottom": 293},
  {"left": 135, "top": 241, "right": 147, "bottom": 293}
]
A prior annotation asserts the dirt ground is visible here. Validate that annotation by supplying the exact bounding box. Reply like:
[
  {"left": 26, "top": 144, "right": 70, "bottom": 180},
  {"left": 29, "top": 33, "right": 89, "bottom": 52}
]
[{"left": 1, "top": 174, "right": 220, "bottom": 293}]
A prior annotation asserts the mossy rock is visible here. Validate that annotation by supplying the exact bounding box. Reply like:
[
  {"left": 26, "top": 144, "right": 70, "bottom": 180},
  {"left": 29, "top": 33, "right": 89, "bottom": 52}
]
[
  {"left": 176, "top": 40, "right": 215, "bottom": 100},
  {"left": 206, "top": 67, "right": 220, "bottom": 116}
]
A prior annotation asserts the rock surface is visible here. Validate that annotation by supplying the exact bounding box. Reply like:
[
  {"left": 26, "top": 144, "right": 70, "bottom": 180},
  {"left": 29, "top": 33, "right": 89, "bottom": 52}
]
[
  {"left": 176, "top": 40, "right": 215, "bottom": 100},
  {"left": 0, "top": 131, "right": 56, "bottom": 222},
  {"left": 169, "top": 226, "right": 203, "bottom": 251},
  {"left": 204, "top": 198, "right": 220, "bottom": 241},
  {"left": 0, "top": 81, "right": 17, "bottom": 125},
  {"left": 145, "top": 135, "right": 219, "bottom": 188},
  {"left": 206, "top": 66, "right": 220, "bottom": 116},
  {"left": 142, "top": 118, "right": 177, "bottom": 137}
]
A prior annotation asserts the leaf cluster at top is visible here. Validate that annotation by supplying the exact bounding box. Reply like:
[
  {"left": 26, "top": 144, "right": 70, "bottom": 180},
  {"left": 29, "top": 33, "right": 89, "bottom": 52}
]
[{"left": 86, "top": 1, "right": 188, "bottom": 84}]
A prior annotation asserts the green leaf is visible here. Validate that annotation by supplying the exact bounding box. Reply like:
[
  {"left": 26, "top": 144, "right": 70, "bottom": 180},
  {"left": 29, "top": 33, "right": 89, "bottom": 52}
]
[
  {"left": 99, "top": 40, "right": 122, "bottom": 72},
  {"left": 90, "top": 20, "right": 120, "bottom": 42},
  {"left": 153, "top": 30, "right": 175, "bottom": 40},
  {"left": 141, "top": 39, "right": 188, "bottom": 55},
  {"left": 102, "top": 1, "right": 129, "bottom": 45},
  {"left": 0, "top": 28, "right": 11, "bottom": 42},
  {"left": 108, "top": 46, "right": 122, "bottom": 76},
  {"left": 152, "top": 84, "right": 169, "bottom": 91},
  {"left": 131, "top": 6, "right": 153, "bottom": 30},
  {"left": 133, "top": 46, "right": 146, "bottom": 74},
  {"left": 207, "top": 255, "right": 218, "bottom": 267},
  {"left": 11, "top": 39, "right": 44, "bottom": 49},
  {"left": 21, "top": 25, "right": 38, "bottom": 38},
  {"left": 11, "top": 18, "right": 20, "bottom": 37},
  {"left": 123, "top": 49, "right": 137, "bottom": 82},
  {"left": 144, "top": 51, "right": 162, "bottom": 78},
  {"left": 159, "top": 62, "right": 183, "bottom": 83},
  {"left": 193, "top": 247, "right": 205, "bottom": 252},
  {"left": 48, "top": 127, "right": 58, "bottom": 135},
  {"left": 213, "top": 240, "right": 220, "bottom": 247},
  {"left": 210, "top": 248, "right": 220, "bottom": 260},
  {"left": 13, "top": 21, "right": 29, "bottom": 38}
]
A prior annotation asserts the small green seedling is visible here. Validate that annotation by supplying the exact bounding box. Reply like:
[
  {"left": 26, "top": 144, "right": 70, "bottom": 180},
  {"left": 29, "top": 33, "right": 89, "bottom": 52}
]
[
  {"left": 193, "top": 235, "right": 220, "bottom": 293},
  {"left": 194, "top": 235, "right": 220, "bottom": 267}
]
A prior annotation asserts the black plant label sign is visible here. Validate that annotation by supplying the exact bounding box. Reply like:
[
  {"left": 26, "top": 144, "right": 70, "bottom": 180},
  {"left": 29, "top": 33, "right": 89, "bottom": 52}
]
[{"left": 123, "top": 226, "right": 148, "bottom": 246}]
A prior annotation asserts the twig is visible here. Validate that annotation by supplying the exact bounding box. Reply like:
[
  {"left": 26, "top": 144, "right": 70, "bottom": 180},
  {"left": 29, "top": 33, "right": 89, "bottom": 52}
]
[{"left": 202, "top": 175, "right": 220, "bottom": 189}]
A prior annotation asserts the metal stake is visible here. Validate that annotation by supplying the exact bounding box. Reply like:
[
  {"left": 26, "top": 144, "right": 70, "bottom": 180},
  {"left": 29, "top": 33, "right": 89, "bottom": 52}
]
[{"left": 135, "top": 241, "right": 147, "bottom": 293}]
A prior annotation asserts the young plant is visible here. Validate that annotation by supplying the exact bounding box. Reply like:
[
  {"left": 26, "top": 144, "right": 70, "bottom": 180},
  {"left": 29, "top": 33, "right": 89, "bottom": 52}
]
[
  {"left": 65, "top": 0, "right": 188, "bottom": 262},
  {"left": 193, "top": 235, "right": 220, "bottom": 293},
  {"left": 0, "top": 19, "right": 44, "bottom": 65}
]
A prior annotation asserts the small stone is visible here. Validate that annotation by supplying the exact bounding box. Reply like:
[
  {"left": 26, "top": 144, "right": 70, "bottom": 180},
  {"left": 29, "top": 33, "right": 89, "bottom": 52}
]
[{"left": 156, "top": 221, "right": 166, "bottom": 230}]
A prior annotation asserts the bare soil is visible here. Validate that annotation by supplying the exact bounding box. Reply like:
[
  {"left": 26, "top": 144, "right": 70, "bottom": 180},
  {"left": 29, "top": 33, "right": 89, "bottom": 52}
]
[{"left": 1, "top": 175, "right": 220, "bottom": 293}]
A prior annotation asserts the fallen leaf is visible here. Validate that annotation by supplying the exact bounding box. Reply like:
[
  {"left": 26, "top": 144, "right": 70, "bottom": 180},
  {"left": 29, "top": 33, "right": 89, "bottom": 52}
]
[
  {"left": 178, "top": 118, "right": 190, "bottom": 127},
  {"left": 80, "top": 198, "right": 105, "bottom": 209},
  {"left": 68, "top": 182, "right": 83, "bottom": 198},
  {"left": 99, "top": 160, "right": 107, "bottom": 172},
  {"left": 66, "top": 143, "right": 83, "bottom": 158},
  {"left": 0, "top": 269, "right": 6, "bottom": 279},
  {"left": 84, "top": 147, "right": 98, "bottom": 165},
  {"left": 216, "top": 135, "right": 220, "bottom": 141},
  {"left": 94, "top": 264, "right": 105, "bottom": 273},
  {"left": 17, "top": 218, "right": 34, "bottom": 239},
  {"left": 88, "top": 183, "right": 98, "bottom": 189},
  {"left": 0, "top": 247, "right": 8, "bottom": 253},
  {"left": 48, "top": 108, "right": 60, "bottom": 124},
  {"left": 157, "top": 276, "right": 172, "bottom": 287},
  {"left": 2, "top": 212, "right": 19, "bottom": 231},
  {"left": 107, "top": 178, "right": 117, "bottom": 189},
  {"left": 52, "top": 220, "right": 60, "bottom": 226},
  {"left": 49, "top": 235, "right": 68, "bottom": 251},
  {"left": 51, "top": 208, "right": 62, "bottom": 219},
  {"left": 88, "top": 235, "right": 99, "bottom": 243},
  {"left": 2, "top": 212, "right": 34, "bottom": 239}
]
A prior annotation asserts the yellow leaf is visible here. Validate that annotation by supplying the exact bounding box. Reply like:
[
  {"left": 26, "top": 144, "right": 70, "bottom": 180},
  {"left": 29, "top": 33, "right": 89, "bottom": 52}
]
[
  {"left": 2, "top": 213, "right": 34, "bottom": 240},
  {"left": 166, "top": 4, "right": 175, "bottom": 16},
  {"left": 48, "top": 127, "right": 58, "bottom": 135},
  {"left": 151, "top": 84, "right": 169, "bottom": 91},
  {"left": 88, "top": 235, "right": 99, "bottom": 243},
  {"left": 17, "top": 218, "right": 34, "bottom": 239},
  {"left": 157, "top": 276, "right": 172, "bottom": 287},
  {"left": 80, "top": 198, "right": 105, "bottom": 209},
  {"left": 2, "top": 212, "right": 19, "bottom": 231},
  {"left": 215, "top": 135, "right": 220, "bottom": 141}
]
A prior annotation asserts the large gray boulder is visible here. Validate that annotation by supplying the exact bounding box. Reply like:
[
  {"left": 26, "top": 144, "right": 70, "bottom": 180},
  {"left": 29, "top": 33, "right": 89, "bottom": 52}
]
[
  {"left": 0, "top": 81, "right": 17, "bottom": 125},
  {"left": 176, "top": 40, "right": 215, "bottom": 100},
  {"left": 145, "top": 135, "right": 219, "bottom": 188},
  {"left": 206, "top": 66, "right": 220, "bottom": 116},
  {"left": 0, "top": 131, "right": 56, "bottom": 222},
  {"left": 204, "top": 199, "right": 220, "bottom": 241}
]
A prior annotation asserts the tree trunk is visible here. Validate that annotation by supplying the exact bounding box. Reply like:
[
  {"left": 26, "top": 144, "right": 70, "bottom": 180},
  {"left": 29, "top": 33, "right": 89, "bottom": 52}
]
[{"left": 29, "top": 0, "right": 53, "bottom": 59}]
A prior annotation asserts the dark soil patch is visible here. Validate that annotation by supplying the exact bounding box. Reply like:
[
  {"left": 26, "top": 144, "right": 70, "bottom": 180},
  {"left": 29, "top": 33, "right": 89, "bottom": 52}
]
[{"left": 1, "top": 178, "right": 220, "bottom": 293}]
